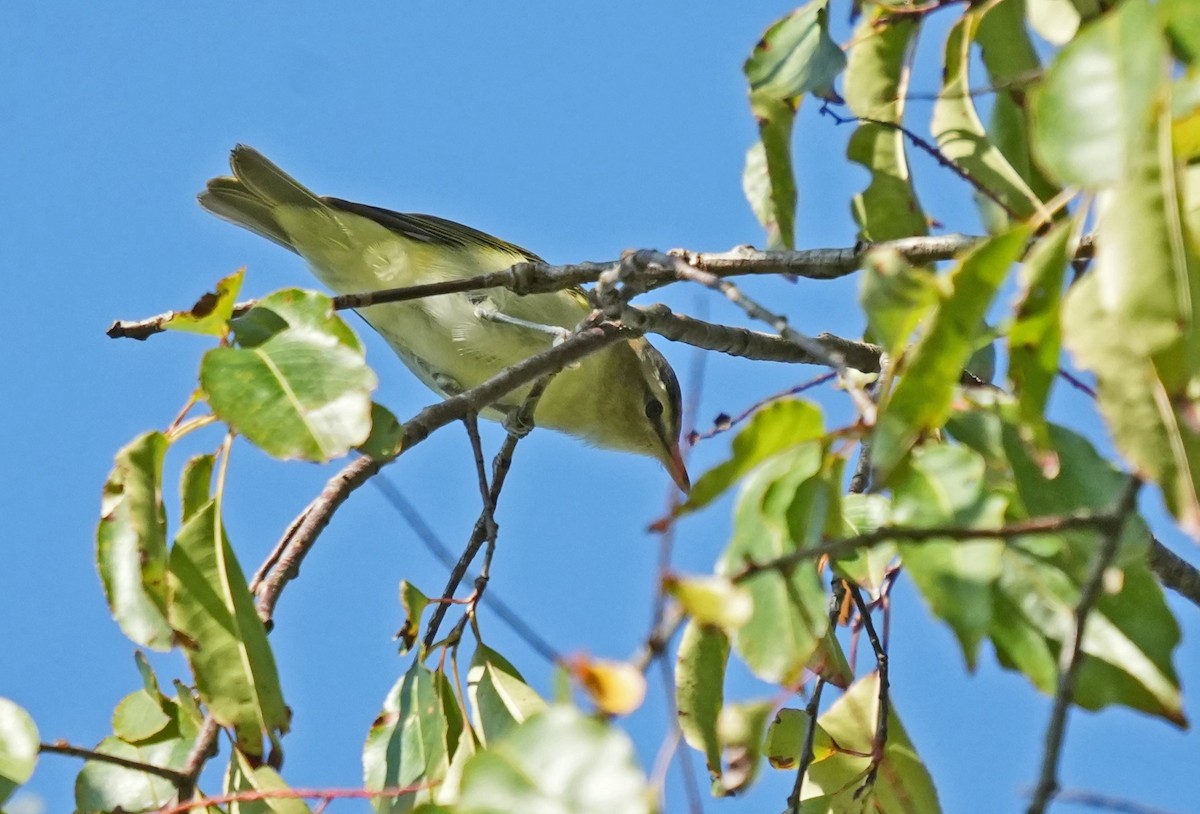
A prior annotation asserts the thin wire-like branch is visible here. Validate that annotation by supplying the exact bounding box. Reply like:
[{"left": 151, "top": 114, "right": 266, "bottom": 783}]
[
  {"left": 371, "top": 475, "right": 560, "bottom": 662},
  {"left": 39, "top": 740, "right": 188, "bottom": 784},
  {"left": 1027, "top": 479, "right": 1142, "bottom": 814}
]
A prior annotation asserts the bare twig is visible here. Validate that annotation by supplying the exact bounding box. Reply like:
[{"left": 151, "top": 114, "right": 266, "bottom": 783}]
[
  {"left": 848, "top": 586, "right": 890, "bottom": 794},
  {"left": 788, "top": 679, "right": 827, "bottom": 814},
  {"left": 821, "top": 107, "right": 1024, "bottom": 221},
  {"left": 689, "top": 372, "right": 838, "bottom": 445},
  {"left": 1027, "top": 479, "right": 1142, "bottom": 814},
  {"left": 39, "top": 740, "right": 188, "bottom": 784}
]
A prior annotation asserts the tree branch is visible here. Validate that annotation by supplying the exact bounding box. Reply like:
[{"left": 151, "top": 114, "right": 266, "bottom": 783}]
[{"left": 105, "top": 234, "right": 1097, "bottom": 341}]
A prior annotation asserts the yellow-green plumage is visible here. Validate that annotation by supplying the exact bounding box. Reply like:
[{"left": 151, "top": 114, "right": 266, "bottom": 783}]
[{"left": 199, "top": 146, "right": 689, "bottom": 490}]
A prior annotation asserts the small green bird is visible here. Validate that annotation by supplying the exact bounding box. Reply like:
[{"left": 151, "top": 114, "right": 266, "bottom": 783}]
[{"left": 199, "top": 146, "right": 689, "bottom": 491}]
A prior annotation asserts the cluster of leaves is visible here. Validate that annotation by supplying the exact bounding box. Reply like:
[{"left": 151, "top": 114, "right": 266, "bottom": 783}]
[{"left": 3, "top": 0, "right": 1200, "bottom": 811}]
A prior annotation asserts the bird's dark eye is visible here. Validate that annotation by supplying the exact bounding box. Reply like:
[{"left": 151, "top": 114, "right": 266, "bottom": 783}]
[{"left": 645, "top": 399, "right": 664, "bottom": 421}]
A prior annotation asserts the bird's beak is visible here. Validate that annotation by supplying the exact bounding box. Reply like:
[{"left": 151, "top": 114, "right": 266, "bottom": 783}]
[{"left": 666, "top": 441, "right": 691, "bottom": 494}]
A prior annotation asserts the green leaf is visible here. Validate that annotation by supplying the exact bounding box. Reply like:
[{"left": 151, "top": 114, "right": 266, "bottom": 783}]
[
  {"left": 873, "top": 227, "right": 1029, "bottom": 480},
  {"left": 859, "top": 248, "right": 938, "bottom": 358},
  {"left": 180, "top": 453, "right": 215, "bottom": 524},
  {"left": 1049, "top": 1, "right": 1200, "bottom": 532},
  {"left": 226, "top": 748, "right": 312, "bottom": 813},
  {"left": 75, "top": 737, "right": 179, "bottom": 814},
  {"left": 1007, "top": 222, "right": 1071, "bottom": 471},
  {"left": 664, "top": 574, "right": 753, "bottom": 630},
  {"left": 0, "top": 698, "right": 38, "bottom": 806},
  {"left": 201, "top": 289, "right": 377, "bottom": 462},
  {"left": 455, "top": 707, "right": 651, "bottom": 814},
  {"left": 947, "top": 406, "right": 1187, "bottom": 723},
  {"left": 718, "top": 444, "right": 830, "bottom": 684},
  {"left": 112, "top": 690, "right": 172, "bottom": 743},
  {"left": 162, "top": 268, "right": 245, "bottom": 337},
  {"left": 1026, "top": 0, "right": 1084, "bottom": 45},
  {"left": 844, "top": 15, "right": 928, "bottom": 241},
  {"left": 764, "top": 708, "right": 835, "bottom": 770},
  {"left": 96, "top": 431, "right": 173, "bottom": 651},
  {"left": 743, "top": 0, "right": 847, "bottom": 248},
  {"left": 675, "top": 621, "right": 728, "bottom": 781},
  {"left": 1034, "top": 0, "right": 1169, "bottom": 188},
  {"left": 466, "top": 645, "right": 547, "bottom": 747},
  {"left": 396, "top": 581, "right": 430, "bottom": 656},
  {"left": 976, "top": 0, "right": 1060, "bottom": 203},
  {"left": 1161, "top": 0, "right": 1200, "bottom": 63},
  {"left": 801, "top": 673, "right": 941, "bottom": 812},
  {"left": 932, "top": 12, "right": 1043, "bottom": 226},
  {"left": 363, "top": 662, "right": 454, "bottom": 813},
  {"left": 168, "top": 500, "right": 288, "bottom": 758},
  {"left": 684, "top": 399, "right": 824, "bottom": 512},
  {"left": 716, "top": 700, "right": 774, "bottom": 795},
  {"left": 75, "top": 692, "right": 202, "bottom": 814},
  {"left": 891, "top": 444, "right": 1008, "bottom": 667},
  {"left": 833, "top": 493, "right": 895, "bottom": 591},
  {"left": 359, "top": 403, "right": 406, "bottom": 460}
]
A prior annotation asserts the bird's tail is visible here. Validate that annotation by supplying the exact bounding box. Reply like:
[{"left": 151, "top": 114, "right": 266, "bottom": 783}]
[{"left": 197, "top": 145, "right": 324, "bottom": 253}]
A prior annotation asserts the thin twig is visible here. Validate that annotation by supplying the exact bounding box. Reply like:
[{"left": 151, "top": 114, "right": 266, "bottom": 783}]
[
  {"left": 689, "top": 373, "right": 838, "bottom": 445},
  {"left": 734, "top": 510, "right": 1128, "bottom": 581},
  {"left": 822, "top": 107, "right": 1023, "bottom": 221},
  {"left": 39, "top": 740, "right": 188, "bottom": 784},
  {"left": 1027, "top": 479, "right": 1142, "bottom": 814},
  {"left": 848, "top": 585, "right": 890, "bottom": 793},
  {"left": 788, "top": 679, "right": 827, "bottom": 813}
]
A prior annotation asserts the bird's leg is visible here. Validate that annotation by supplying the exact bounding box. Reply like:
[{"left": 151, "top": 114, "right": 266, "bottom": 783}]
[
  {"left": 472, "top": 302, "right": 571, "bottom": 346},
  {"left": 501, "top": 405, "right": 536, "bottom": 438}
]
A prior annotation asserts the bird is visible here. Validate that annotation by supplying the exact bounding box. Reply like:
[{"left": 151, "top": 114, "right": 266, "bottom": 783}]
[{"left": 198, "top": 146, "right": 690, "bottom": 492}]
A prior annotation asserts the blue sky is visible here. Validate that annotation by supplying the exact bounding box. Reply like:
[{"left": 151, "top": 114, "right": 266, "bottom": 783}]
[{"left": 3, "top": 3, "right": 1197, "bottom": 813}]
